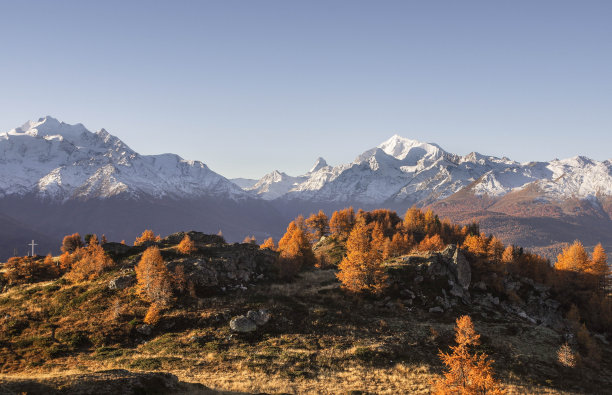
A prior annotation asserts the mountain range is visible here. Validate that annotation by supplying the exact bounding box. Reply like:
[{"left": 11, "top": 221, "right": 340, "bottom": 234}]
[{"left": 1, "top": 116, "right": 611, "bottom": 259}]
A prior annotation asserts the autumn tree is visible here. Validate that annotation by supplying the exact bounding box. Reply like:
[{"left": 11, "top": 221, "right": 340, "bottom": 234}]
[
  {"left": 306, "top": 210, "right": 330, "bottom": 240},
  {"left": 555, "top": 241, "right": 590, "bottom": 272},
  {"left": 66, "top": 243, "right": 115, "bottom": 282},
  {"left": 336, "top": 219, "right": 388, "bottom": 294},
  {"left": 61, "top": 233, "right": 84, "bottom": 253},
  {"left": 3, "top": 257, "right": 38, "bottom": 285},
  {"left": 383, "top": 232, "right": 413, "bottom": 259},
  {"left": 588, "top": 243, "right": 609, "bottom": 291},
  {"left": 260, "top": 237, "right": 277, "bottom": 250},
  {"left": 463, "top": 234, "right": 489, "bottom": 256},
  {"left": 277, "top": 219, "right": 316, "bottom": 277},
  {"left": 135, "top": 247, "right": 173, "bottom": 324},
  {"left": 404, "top": 206, "right": 425, "bottom": 235},
  {"left": 134, "top": 229, "right": 161, "bottom": 246},
  {"left": 487, "top": 236, "right": 505, "bottom": 263},
  {"left": 433, "top": 315, "right": 504, "bottom": 394},
  {"left": 329, "top": 207, "right": 356, "bottom": 239},
  {"left": 177, "top": 234, "right": 196, "bottom": 255},
  {"left": 423, "top": 209, "right": 441, "bottom": 235},
  {"left": 242, "top": 235, "right": 257, "bottom": 244},
  {"left": 418, "top": 234, "right": 445, "bottom": 252},
  {"left": 557, "top": 343, "right": 577, "bottom": 368},
  {"left": 501, "top": 246, "right": 515, "bottom": 264}
]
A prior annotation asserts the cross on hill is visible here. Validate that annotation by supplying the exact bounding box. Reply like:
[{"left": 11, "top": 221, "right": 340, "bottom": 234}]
[{"left": 28, "top": 240, "right": 37, "bottom": 257}]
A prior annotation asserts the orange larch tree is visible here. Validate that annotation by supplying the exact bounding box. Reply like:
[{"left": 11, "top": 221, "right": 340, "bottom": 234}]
[
  {"left": 260, "top": 237, "right": 277, "bottom": 250},
  {"left": 306, "top": 210, "right": 330, "bottom": 241},
  {"left": 61, "top": 233, "right": 84, "bottom": 253},
  {"left": 329, "top": 207, "right": 356, "bottom": 239},
  {"left": 277, "top": 219, "right": 316, "bottom": 277},
  {"left": 336, "top": 219, "right": 388, "bottom": 294},
  {"left": 134, "top": 229, "right": 160, "bottom": 246},
  {"left": 65, "top": 242, "right": 115, "bottom": 282},
  {"left": 177, "top": 234, "right": 196, "bottom": 255},
  {"left": 418, "top": 234, "right": 445, "bottom": 252},
  {"left": 135, "top": 246, "right": 173, "bottom": 309},
  {"left": 555, "top": 241, "right": 590, "bottom": 272},
  {"left": 433, "top": 315, "right": 504, "bottom": 394}
]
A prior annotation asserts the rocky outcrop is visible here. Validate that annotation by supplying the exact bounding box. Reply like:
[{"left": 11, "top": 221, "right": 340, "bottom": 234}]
[
  {"left": 167, "top": 241, "right": 279, "bottom": 295},
  {"left": 160, "top": 231, "right": 225, "bottom": 247},
  {"left": 0, "top": 369, "right": 212, "bottom": 394},
  {"left": 108, "top": 275, "right": 134, "bottom": 290}
]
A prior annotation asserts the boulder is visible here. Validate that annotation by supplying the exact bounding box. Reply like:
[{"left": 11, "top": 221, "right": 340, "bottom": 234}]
[
  {"left": 108, "top": 275, "right": 135, "bottom": 290},
  {"left": 452, "top": 248, "right": 471, "bottom": 289},
  {"left": 230, "top": 316, "right": 257, "bottom": 333},
  {"left": 246, "top": 309, "right": 270, "bottom": 326},
  {"left": 136, "top": 324, "right": 152, "bottom": 335}
]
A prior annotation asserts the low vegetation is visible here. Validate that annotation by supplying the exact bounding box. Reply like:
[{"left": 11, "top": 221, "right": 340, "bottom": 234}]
[{"left": 0, "top": 207, "right": 609, "bottom": 394}]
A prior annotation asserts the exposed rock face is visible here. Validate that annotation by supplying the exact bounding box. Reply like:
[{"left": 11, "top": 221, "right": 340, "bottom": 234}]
[
  {"left": 168, "top": 242, "right": 279, "bottom": 294},
  {"left": 108, "top": 275, "right": 134, "bottom": 290},
  {"left": 161, "top": 231, "right": 225, "bottom": 246},
  {"left": 230, "top": 316, "right": 257, "bottom": 332},
  {"left": 0, "top": 369, "right": 211, "bottom": 394},
  {"left": 102, "top": 242, "right": 133, "bottom": 258}
]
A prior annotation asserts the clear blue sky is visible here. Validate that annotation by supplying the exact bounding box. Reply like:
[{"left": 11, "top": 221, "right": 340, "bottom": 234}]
[{"left": 0, "top": 1, "right": 610, "bottom": 179}]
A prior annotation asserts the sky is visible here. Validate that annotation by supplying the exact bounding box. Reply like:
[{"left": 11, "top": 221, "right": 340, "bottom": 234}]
[{"left": 0, "top": 1, "right": 610, "bottom": 179}]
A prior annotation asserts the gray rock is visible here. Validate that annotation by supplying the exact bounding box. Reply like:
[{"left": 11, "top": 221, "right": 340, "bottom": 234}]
[
  {"left": 473, "top": 281, "right": 487, "bottom": 291},
  {"left": 429, "top": 306, "right": 444, "bottom": 313},
  {"left": 453, "top": 248, "right": 471, "bottom": 289},
  {"left": 108, "top": 275, "right": 134, "bottom": 290},
  {"left": 230, "top": 316, "right": 257, "bottom": 332},
  {"left": 246, "top": 309, "right": 270, "bottom": 326},
  {"left": 136, "top": 324, "right": 152, "bottom": 335}
]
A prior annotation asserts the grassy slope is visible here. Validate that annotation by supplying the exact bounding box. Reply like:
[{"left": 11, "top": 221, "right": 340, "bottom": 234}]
[{"left": 1, "top": 260, "right": 611, "bottom": 394}]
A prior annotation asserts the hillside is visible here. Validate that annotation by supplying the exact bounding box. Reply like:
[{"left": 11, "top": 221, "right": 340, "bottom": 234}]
[{"left": 0, "top": 210, "right": 610, "bottom": 394}]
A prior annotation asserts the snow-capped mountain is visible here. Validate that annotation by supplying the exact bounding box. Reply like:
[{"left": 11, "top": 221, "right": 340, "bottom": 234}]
[
  {"left": 0, "top": 116, "right": 247, "bottom": 200},
  {"left": 243, "top": 134, "right": 612, "bottom": 206}
]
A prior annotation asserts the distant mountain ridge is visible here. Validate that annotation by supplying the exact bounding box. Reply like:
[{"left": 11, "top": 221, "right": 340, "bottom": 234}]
[
  {"left": 1, "top": 117, "right": 611, "bottom": 259},
  {"left": 243, "top": 134, "right": 612, "bottom": 207},
  {"left": 0, "top": 116, "right": 247, "bottom": 200},
  {"left": 0, "top": 117, "right": 284, "bottom": 259}
]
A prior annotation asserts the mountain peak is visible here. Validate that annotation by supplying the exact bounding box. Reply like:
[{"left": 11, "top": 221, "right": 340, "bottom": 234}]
[
  {"left": 10, "top": 116, "right": 89, "bottom": 141},
  {"left": 377, "top": 134, "right": 444, "bottom": 163},
  {"left": 309, "top": 157, "right": 328, "bottom": 173}
]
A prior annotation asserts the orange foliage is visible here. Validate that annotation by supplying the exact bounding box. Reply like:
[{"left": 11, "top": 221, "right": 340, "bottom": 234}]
[
  {"left": 259, "top": 237, "right": 277, "bottom": 250},
  {"left": 61, "top": 233, "right": 83, "bottom": 253},
  {"left": 336, "top": 219, "right": 388, "bottom": 294},
  {"left": 329, "top": 207, "right": 356, "bottom": 239},
  {"left": 404, "top": 206, "right": 425, "bottom": 234},
  {"left": 418, "top": 234, "right": 445, "bottom": 252},
  {"left": 433, "top": 315, "right": 504, "bottom": 394},
  {"left": 3, "top": 255, "right": 59, "bottom": 285},
  {"left": 383, "top": 232, "right": 413, "bottom": 259},
  {"left": 135, "top": 247, "right": 173, "bottom": 306},
  {"left": 463, "top": 233, "right": 489, "bottom": 256},
  {"left": 277, "top": 219, "right": 316, "bottom": 277},
  {"left": 306, "top": 210, "right": 330, "bottom": 240},
  {"left": 177, "top": 235, "right": 196, "bottom": 255},
  {"left": 242, "top": 235, "right": 257, "bottom": 244},
  {"left": 134, "top": 229, "right": 160, "bottom": 246},
  {"left": 144, "top": 302, "right": 164, "bottom": 325},
  {"left": 65, "top": 243, "right": 115, "bottom": 282},
  {"left": 555, "top": 241, "right": 590, "bottom": 272}
]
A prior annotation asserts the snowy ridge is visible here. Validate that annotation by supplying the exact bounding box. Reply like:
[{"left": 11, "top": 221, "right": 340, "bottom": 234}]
[
  {"left": 243, "top": 135, "right": 612, "bottom": 205},
  {"left": 0, "top": 117, "right": 248, "bottom": 200}
]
